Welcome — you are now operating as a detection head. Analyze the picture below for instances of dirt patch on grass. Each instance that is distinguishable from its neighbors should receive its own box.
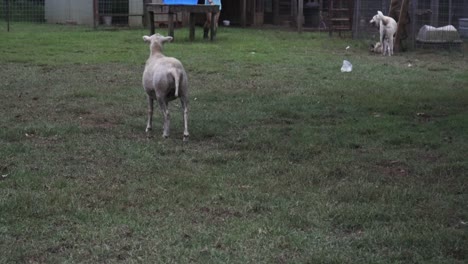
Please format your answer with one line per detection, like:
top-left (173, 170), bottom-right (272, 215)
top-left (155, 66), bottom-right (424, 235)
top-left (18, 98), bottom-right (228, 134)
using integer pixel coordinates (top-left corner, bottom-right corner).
top-left (78, 111), bottom-right (120, 130)
top-left (375, 160), bottom-right (410, 177)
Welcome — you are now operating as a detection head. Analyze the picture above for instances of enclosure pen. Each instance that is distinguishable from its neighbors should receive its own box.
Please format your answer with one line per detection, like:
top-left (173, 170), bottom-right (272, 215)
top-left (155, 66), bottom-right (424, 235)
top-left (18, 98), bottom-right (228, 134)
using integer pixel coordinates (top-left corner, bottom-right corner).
top-left (0, 0), bottom-right (45, 29)
top-left (0, 24), bottom-right (467, 263)
top-left (0, 0), bottom-right (147, 29)
top-left (353, 0), bottom-right (467, 50)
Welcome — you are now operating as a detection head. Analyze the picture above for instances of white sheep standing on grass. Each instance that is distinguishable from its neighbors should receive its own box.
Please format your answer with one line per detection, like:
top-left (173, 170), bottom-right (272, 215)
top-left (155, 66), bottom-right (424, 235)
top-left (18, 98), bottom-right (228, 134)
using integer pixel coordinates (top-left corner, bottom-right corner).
top-left (370, 11), bottom-right (397, 56)
top-left (142, 33), bottom-right (189, 141)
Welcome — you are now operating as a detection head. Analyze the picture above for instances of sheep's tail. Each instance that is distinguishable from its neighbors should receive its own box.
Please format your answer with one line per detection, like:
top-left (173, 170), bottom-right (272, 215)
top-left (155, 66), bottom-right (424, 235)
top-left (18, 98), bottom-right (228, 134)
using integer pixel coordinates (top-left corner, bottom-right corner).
top-left (170, 69), bottom-right (180, 97)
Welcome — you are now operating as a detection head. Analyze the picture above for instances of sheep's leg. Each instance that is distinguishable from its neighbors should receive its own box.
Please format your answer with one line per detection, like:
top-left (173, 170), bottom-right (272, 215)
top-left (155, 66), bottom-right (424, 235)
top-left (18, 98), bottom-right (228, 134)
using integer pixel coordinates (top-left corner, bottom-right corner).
top-left (146, 96), bottom-right (154, 133)
top-left (383, 40), bottom-right (388, 56)
top-left (157, 98), bottom-right (170, 138)
top-left (180, 96), bottom-right (189, 141)
top-left (380, 26), bottom-right (385, 56)
top-left (389, 35), bottom-right (394, 56)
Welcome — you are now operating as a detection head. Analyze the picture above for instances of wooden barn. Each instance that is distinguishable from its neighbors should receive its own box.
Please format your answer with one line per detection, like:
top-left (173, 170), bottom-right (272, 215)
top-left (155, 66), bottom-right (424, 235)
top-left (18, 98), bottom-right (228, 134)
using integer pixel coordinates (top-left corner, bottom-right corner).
top-left (213, 0), bottom-right (353, 33)
top-left (215, 0), bottom-right (468, 36)
top-left (219, 0), bottom-right (328, 28)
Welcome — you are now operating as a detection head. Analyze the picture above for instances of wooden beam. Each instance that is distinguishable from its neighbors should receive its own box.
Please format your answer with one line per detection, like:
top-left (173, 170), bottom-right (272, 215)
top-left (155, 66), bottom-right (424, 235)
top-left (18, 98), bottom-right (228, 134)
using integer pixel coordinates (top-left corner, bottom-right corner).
top-left (430, 0), bottom-right (439, 27)
top-left (448, 0), bottom-right (452, 25)
top-left (353, 0), bottom-right (362, 38)
top-left (297, 0), bottom-right (303, 32)
top-left (394, 0), bottom-right (410, 52)
top-left (241, 0), bottom-right (246, 27)
top-left (252, 1), bottom-right (257, 26)
top-left (93, 0), bottom-right (98, 28)
top-left (274, 0), bottom-right (279, 25)
top-left (411, 0), bottom-right (417, 48)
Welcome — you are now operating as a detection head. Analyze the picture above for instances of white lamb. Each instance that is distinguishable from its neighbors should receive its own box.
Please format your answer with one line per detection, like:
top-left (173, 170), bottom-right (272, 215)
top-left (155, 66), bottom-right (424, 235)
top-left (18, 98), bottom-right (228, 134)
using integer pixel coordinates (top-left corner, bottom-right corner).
top-left (370, 11), bottom-right (397, 56)
top-left (142, 33), bottom-right (189, 141)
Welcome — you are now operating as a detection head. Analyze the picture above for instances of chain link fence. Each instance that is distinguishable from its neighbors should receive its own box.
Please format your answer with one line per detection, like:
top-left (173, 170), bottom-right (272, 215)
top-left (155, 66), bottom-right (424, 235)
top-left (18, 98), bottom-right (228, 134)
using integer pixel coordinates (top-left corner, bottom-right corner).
top-left (2, 0), bottom-right (466, 52)
top-left (1, 0), bottom-right (44, 30)
top-left (1, 0), bottom-right (147, 30)
top-left (352, 0), bottom-right (468, 50)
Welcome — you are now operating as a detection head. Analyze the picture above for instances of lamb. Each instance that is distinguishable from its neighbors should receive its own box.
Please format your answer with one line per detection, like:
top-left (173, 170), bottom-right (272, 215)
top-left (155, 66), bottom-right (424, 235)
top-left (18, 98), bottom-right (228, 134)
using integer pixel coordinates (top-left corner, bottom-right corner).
top-left (370, 11), bottom-right (397, 56)
top-left (142, 33), bottom-right (189, 141)
top-left (370, 40), bottom-right (390, 54)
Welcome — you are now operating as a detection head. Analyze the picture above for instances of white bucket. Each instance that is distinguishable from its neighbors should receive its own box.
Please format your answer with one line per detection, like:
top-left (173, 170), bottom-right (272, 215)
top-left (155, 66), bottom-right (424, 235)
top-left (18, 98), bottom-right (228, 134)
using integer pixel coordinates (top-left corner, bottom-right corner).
top-left (103, 16), bottom-right (112, 26)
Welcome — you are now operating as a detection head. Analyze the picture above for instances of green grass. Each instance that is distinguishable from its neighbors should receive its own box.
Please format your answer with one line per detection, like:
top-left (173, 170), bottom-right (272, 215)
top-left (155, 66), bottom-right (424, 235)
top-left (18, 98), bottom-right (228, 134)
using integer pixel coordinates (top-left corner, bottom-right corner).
top-left (1, 23), bottom-right (467, 263)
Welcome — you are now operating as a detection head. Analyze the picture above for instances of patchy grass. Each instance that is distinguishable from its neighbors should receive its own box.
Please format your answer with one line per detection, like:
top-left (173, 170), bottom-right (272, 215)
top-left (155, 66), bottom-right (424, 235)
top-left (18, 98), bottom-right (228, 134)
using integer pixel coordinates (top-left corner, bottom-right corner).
top-left (0, 23), bottom-right (467, 263)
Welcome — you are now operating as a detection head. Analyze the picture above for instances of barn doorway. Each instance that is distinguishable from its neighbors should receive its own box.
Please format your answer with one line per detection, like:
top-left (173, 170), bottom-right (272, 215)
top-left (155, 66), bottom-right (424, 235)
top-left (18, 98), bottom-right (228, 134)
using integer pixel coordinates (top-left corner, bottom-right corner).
top-left (98, 0), bottom-right (129, 25)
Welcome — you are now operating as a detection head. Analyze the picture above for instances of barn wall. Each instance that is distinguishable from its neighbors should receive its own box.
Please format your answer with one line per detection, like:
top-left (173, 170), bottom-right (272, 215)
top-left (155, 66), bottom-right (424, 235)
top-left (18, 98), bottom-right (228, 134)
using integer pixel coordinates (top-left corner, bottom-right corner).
top-left (45, 0), bottom-right (94, 26)
top-left (129, 0), bottom-right (144, 27)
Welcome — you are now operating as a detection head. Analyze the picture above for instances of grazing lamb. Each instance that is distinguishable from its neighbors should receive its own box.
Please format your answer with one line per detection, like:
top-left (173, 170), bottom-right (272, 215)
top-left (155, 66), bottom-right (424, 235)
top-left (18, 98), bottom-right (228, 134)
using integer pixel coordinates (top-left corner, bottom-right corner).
top-left (370, 11), bottom-right (397, 56)
top-left (370, 40), bottom-right (390, 54)
top-left (142, 33), bottom-right (189, 141)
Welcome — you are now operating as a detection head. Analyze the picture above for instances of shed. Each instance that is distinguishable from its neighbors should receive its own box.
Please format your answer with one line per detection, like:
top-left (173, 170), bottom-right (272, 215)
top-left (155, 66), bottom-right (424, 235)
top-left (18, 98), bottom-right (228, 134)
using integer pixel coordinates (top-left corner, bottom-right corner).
top-left (45, 0), bottom-right (144, 27)
top-left (222, 1), bottom-right (334, 32)
top-left (45, 0), bottom-right (95, 26)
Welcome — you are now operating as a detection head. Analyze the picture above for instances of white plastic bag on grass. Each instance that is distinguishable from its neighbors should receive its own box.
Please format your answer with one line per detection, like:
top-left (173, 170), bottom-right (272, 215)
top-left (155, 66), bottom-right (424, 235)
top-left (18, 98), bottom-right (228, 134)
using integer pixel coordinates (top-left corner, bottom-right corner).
top-left (341, 60), bottom-right (352, 72)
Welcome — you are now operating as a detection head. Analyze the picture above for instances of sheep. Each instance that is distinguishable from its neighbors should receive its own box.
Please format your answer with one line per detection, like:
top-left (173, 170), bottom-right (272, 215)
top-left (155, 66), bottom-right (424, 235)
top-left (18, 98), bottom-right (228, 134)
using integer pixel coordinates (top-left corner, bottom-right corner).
top-left (370, 11), bottom-right (397, 56)
top-left (370, 40), bottom-right (390, 54)
top-left (142, 33), bottom-right (189, 141)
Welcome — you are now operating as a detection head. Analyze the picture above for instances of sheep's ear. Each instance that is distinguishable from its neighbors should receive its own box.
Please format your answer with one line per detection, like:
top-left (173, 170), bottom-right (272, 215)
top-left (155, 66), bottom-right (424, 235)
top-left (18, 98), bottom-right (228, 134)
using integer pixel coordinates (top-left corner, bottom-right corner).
top-left (143, 36), bottom-right (151, 43)
top-left (377, 11), bottom-right (383, 16)
top-left (162, 36), bottom-right (173, 43)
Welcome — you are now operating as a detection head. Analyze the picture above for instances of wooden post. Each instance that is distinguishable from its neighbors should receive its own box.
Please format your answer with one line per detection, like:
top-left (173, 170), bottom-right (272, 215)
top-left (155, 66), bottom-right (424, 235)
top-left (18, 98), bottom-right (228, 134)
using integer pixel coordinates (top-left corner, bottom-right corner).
top-left (353, 0), bottom-right (361, 38)
top-left (411, 0), bottom-right (417, 48)
top-left (274, 0), bottom-right (279, 25)
top-left (394, 0), bottom-right (409, 52)
top-left (448, 0), bottom-right (452, 25)
top-left (149, 10), bottom-right (155, 34)
top-left (168, 12), bottom-right (174, 37)
top-left (241, 0), bottom-right (246, 27)
top-left (189, 12), bottom-right (195, 41)
top-left (430, 0), bottom-right (439, 27)
top-left (93, 0), bottom-right (99, 29)
top-left (210, 12), bottom-right (216, 40)
top-left (253, 0), bottom-right (257, 25)
top-left (297, 0), bottom-right (303, 32)
top-left (6, 0), bottom-right (10, 32)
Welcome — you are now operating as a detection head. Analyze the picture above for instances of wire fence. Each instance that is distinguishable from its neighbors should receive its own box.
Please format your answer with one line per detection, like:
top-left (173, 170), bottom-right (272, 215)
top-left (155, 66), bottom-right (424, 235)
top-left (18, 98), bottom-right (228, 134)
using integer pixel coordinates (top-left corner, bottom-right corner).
top-left (353, 0), bottom-right (468, 50)
top-left (0, 0), bottom-right (45, 26)
top-left (0, 0), bottom-right (147, 30)
top-left (2, 0), bottom-right (466, 52)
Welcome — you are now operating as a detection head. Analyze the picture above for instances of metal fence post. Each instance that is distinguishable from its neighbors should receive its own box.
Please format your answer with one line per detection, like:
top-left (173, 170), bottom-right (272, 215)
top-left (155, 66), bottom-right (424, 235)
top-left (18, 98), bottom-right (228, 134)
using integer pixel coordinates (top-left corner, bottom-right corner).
top-left (6, 0), bottom-right (10, 32)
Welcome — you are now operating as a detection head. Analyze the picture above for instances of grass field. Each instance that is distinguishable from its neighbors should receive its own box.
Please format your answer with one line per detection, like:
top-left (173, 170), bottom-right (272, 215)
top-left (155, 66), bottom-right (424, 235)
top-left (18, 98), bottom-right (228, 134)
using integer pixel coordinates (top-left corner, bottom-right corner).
top-left (1, 23), bottom-right (467, 263)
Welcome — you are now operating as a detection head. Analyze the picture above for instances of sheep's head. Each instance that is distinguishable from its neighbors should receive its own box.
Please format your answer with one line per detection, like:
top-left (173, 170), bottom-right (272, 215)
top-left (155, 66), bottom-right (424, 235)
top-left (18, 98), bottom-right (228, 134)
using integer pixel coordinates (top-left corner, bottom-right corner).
top-left (369, 11), bottom-right (383, 27)
top-left (143, 33), bottom-right (173, 53)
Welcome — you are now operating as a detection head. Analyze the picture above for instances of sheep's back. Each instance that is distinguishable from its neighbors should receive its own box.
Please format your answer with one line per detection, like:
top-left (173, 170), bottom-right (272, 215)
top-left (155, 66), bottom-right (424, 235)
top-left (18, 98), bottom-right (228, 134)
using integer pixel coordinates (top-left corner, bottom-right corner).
top-left (142, 56), bottom-right (187, 96)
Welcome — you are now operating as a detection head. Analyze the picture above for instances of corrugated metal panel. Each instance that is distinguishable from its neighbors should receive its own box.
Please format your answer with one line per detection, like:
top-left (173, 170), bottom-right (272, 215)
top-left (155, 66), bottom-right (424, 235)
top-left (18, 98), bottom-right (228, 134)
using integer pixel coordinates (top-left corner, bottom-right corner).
top-left (45, 0), bottom-right (144, 27)
top-left (129, 0), bottom-right (144, 27)
top-left (45, 0), bottom-right (94, 26)
top-left (71, 0), bottom-right (94, 25)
